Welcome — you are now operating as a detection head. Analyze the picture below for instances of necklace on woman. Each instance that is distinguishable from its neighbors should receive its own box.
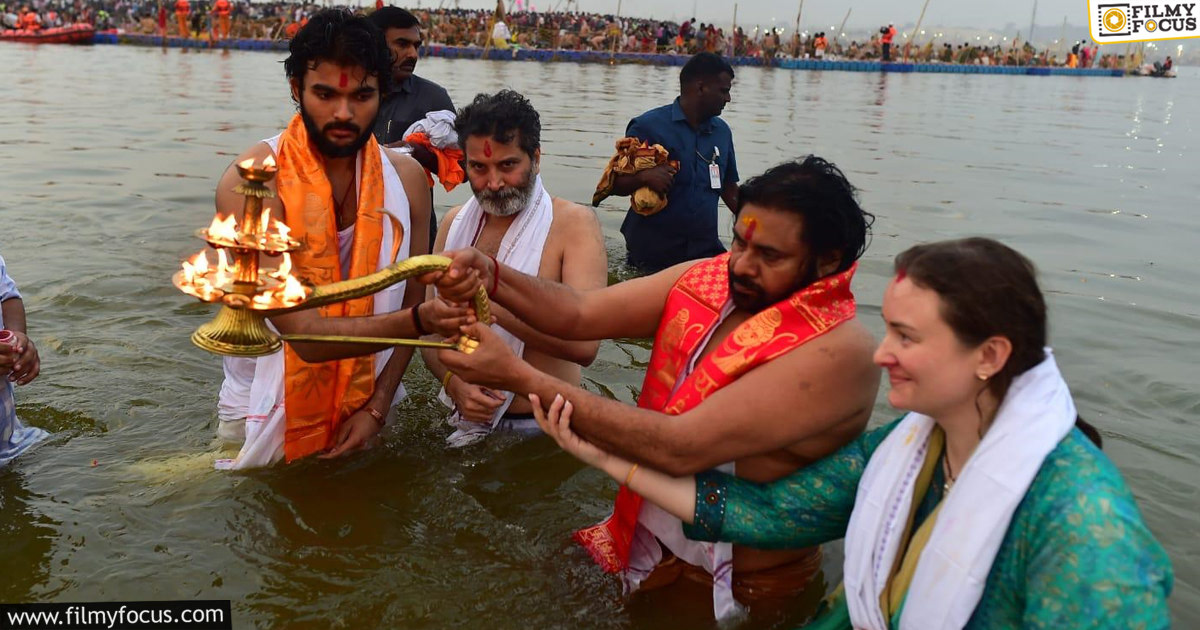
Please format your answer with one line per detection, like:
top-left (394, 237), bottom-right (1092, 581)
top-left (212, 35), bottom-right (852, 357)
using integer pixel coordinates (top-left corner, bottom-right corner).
top-left (942, 453), bottom-right (958, 494)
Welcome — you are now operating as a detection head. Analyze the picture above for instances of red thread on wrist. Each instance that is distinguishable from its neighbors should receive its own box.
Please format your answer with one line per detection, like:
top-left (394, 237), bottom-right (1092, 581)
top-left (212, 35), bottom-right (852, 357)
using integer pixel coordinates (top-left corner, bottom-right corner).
top-left (487, 254), bottom-right (500, 295)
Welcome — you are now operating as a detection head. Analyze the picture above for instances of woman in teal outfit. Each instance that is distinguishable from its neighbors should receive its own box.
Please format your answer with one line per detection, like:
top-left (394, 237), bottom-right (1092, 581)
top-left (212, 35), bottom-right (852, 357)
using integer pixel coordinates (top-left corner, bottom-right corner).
top-left (531, 238), bottom-right (1172, 628)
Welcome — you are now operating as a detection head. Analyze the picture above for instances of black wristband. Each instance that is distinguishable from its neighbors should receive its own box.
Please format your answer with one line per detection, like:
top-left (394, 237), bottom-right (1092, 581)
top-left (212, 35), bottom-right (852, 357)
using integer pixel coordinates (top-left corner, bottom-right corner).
top-left (411, 302), bottom-right (429, 336)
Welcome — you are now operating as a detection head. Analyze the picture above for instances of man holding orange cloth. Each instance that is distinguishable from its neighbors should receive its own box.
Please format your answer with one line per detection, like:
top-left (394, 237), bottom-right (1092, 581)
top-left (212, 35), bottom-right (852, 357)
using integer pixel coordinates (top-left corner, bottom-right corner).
top-left (210, 10), bottom-right (443, 469)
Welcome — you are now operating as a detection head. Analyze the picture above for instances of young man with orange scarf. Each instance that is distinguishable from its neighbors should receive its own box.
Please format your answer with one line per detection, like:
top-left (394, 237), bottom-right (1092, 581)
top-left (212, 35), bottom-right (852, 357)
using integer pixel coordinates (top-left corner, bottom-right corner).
top-left (432, 157), bottom-right (882, 622)
top-left (211, 10), bottom-right (439, 469)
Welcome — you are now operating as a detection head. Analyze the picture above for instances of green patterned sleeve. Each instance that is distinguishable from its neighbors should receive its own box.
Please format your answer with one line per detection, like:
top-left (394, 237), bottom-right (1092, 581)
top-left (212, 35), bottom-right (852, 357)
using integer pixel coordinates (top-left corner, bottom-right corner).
top-left (682, 421), bottom-right (898, 549)
top-left (1019, 434), bottom-right (1174, 628)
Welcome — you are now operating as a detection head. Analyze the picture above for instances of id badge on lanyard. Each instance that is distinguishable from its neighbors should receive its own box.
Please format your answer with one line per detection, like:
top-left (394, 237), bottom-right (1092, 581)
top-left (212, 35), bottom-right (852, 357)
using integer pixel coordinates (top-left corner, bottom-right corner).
top-left (701, 146), bottom-right (722, 189)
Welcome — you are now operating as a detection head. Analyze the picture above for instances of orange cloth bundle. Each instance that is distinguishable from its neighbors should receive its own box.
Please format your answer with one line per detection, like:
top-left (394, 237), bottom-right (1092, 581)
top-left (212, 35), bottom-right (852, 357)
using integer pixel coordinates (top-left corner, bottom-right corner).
top-left (592, 137), bottom-right (677, 216)
top-left (404, 131), bottom-right (466, 193)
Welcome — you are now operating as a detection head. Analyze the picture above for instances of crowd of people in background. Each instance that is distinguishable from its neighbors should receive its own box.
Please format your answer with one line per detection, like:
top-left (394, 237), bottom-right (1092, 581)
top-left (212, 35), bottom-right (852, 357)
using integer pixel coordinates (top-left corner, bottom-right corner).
top-left (0, 0), bottom-right (1160, 70)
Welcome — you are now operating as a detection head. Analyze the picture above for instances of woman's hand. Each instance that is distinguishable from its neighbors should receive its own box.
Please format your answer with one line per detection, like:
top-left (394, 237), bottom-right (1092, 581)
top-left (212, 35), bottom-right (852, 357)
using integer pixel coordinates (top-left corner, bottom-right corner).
top-left (530, 393), bottom-right (626, 476)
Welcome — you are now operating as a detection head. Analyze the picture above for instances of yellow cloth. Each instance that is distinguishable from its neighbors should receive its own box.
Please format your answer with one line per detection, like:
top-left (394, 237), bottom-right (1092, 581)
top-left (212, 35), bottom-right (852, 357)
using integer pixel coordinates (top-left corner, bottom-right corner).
top-left (881, 427), bottom-right (945, 618)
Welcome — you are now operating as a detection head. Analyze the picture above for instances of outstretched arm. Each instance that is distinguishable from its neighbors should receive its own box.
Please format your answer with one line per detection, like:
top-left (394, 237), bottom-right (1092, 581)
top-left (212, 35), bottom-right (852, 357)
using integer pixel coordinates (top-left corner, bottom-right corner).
top-left (439, 319), bottom-right (877, 476)
top-left (433, 248), bottom-right (689, 342)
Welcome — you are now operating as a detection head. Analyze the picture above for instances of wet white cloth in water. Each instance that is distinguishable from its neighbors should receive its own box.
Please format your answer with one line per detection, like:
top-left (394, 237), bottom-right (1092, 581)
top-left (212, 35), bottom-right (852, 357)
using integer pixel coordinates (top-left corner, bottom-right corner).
top-left (437, 176), bottom-right (553, 448)
top-left (215, 135), bottom-right (412, 469)
top-left (843, 349), bottom-right (1077, 630)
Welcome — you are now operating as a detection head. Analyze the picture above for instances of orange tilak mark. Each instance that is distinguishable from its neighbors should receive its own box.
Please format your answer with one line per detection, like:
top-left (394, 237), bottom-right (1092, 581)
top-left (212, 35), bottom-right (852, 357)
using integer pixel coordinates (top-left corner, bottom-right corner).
top-left (483, 140), bottom-right (492, 157)
top-left (741, 216), bottom-right (758, 243)
top-left (339, 72), bottom-right (348, 88)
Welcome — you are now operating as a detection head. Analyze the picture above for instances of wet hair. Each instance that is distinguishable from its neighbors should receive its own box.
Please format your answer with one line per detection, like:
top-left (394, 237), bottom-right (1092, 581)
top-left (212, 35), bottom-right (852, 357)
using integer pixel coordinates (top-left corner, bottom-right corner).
top-left (283, 8), bottom-right (392, 96)
top-left (680, 52), bottom-right (734, 88)
top-left (455, 89), bottom-right (541, 159)
top-left (736, 156), bottom-right (874, 274)
top-left (894, 238), bottom-right (1102, 446)
top-left (368, 6), bottom-right (419, 31)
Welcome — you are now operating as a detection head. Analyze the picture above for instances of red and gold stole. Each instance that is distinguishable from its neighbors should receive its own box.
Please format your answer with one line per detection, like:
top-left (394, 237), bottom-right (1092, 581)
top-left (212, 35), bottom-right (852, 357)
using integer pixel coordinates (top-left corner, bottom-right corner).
top-left (573, 253), bottom-right (858, 572)
top-left (274, 113), bottom-right (387, 462)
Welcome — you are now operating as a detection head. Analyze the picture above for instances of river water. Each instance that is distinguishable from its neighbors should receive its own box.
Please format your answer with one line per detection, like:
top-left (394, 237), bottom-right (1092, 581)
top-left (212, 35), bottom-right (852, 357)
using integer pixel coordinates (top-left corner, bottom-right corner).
top-left (0, 43), bottom-right (1196, 628)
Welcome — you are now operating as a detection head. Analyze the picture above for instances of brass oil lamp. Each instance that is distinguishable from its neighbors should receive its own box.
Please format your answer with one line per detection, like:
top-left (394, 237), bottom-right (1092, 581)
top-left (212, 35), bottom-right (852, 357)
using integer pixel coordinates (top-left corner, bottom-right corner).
top-left (173, 157), bottom-right (486, 357)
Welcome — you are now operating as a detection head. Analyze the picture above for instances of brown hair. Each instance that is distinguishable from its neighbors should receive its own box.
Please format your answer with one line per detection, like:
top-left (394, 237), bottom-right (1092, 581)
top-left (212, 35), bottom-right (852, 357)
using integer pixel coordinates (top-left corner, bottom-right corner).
top-left (894, 238), bottom-right (1101, 446)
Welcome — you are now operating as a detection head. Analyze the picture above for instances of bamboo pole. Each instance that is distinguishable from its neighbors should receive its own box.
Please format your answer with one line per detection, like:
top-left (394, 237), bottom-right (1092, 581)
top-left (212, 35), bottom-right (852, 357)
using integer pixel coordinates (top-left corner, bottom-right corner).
top-left (730, 3), bottom-right (737, 56)
top-left (904, 0), bottom-right (933, 62)
top-left (609, 0), bottom-right (622, 63)
top-left (834, 7), bottom-right (851, 47)
top-left (793, 0), bottom-right (804, 57)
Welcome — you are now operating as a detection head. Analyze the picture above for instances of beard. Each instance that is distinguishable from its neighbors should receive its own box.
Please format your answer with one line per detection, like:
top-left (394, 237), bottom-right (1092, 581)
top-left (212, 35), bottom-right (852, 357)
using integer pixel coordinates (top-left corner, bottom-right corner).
top-left (728, 258), bottom-right (820, 313)
top-left (472, 165), bottom-right (536, 217)
top-left (300, 101), bottom-right (375, 159)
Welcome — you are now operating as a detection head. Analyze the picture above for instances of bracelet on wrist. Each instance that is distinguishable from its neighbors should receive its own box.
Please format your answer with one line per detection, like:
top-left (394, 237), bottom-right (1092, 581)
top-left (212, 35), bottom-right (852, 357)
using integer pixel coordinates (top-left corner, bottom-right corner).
top-left (363, 406), bottom-right (386, 428)
top-left (623, 463), bottom-right (640, 487)
top-left (441, 370), bottom-right (455, 390)
top-left (411, 302), bottom-right (429, 336)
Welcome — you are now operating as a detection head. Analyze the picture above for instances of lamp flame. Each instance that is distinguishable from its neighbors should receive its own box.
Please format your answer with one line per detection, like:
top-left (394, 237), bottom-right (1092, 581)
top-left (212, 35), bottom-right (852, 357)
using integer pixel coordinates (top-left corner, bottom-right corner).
top-left (263, 155), bottom-right (276, 170)
top-left (190, 250), bottom-right (210, 276)
top-left (279, 274), bottom-right (306, 305)
top-left (271, 218), bottom-right (291, 242)
top-left (206, 214), bottom-right (240, 243)
top-left (270, 253), bottom-right (293, 280)
top-left (238, 158), bottom-right (255, 170)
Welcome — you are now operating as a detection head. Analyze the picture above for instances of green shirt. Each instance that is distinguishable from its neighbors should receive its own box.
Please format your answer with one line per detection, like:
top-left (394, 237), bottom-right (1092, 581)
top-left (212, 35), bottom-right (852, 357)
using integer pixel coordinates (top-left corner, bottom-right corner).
top-left (683, 421), bottom-right (1173, 629)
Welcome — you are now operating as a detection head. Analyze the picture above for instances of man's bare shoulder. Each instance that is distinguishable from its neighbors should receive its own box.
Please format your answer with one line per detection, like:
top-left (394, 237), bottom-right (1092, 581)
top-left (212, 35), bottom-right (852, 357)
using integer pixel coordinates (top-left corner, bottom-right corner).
top-left (549, 197), bottom-right (601, 227)
top-left (383, 149), bottom-right (426, 184)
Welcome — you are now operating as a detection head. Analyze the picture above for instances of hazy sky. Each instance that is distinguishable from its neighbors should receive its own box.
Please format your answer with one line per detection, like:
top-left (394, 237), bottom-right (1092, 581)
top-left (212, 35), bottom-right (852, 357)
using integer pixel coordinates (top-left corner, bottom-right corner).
top-left (421, 0), bottom-right (1088, 31)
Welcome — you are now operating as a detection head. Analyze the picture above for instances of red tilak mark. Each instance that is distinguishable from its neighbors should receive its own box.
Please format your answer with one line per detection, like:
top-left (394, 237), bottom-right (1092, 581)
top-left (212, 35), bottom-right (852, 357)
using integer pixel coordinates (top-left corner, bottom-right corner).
top-left (483, 140), bottom-right (492, 157)
top-left (338, 73), bottom-right (348, 88)
top-left (741, 216), bottom-right (758, 243)
top-left (895, 268), bottom-right (907, 283)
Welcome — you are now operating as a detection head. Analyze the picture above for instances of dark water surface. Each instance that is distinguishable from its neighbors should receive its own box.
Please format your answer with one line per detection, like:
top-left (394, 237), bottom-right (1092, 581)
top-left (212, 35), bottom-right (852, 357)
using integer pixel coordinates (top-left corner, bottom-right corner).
top-left (1, 44), bottom-right (1197, 628)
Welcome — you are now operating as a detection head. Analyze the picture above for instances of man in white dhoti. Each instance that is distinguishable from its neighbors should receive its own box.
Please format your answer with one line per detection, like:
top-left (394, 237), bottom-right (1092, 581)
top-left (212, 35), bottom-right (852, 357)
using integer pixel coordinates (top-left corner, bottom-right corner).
top-left (212, 10), bottom-right (435, 469)
top-left (421, 89), bottom-right (608, 447)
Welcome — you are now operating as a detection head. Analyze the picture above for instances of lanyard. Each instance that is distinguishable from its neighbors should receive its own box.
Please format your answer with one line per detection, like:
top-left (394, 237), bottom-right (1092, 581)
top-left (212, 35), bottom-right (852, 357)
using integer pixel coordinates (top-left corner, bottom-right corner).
top-left (695, 145), bottom-right (720, 165)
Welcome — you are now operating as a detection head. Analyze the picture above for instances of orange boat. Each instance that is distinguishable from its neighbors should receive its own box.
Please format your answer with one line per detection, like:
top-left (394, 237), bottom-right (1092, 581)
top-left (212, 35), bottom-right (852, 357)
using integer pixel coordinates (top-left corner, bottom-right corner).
top-left (1, 23), bottom-right (95, 44)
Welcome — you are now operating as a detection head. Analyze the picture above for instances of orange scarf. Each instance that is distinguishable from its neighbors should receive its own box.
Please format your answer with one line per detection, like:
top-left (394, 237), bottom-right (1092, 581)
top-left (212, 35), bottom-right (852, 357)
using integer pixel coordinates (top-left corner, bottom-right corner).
top-left (274, 113), bottom-right (386, 462)
top-left (573, 253), bottom-right (858, 571)
top-left (403, 131), bottom-right (466, 192)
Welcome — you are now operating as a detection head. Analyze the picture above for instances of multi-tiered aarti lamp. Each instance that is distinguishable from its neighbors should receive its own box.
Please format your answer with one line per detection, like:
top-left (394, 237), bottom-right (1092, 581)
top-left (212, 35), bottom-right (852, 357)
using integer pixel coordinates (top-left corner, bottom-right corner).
top-left (174, 157), bottom-right (487, 357)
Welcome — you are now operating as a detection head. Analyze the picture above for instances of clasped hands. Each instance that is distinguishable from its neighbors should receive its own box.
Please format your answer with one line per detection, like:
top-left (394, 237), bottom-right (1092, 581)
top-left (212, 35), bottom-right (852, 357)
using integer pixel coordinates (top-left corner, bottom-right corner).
top-left (417, 248), bottom-right (525, 402)
top-left (0, 330), bottom-right (40, 386)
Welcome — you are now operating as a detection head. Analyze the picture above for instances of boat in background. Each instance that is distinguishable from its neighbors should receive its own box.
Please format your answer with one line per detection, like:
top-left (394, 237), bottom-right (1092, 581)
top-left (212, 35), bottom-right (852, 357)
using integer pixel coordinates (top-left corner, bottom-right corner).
top-left (0, 23), bottom-right (95, 44)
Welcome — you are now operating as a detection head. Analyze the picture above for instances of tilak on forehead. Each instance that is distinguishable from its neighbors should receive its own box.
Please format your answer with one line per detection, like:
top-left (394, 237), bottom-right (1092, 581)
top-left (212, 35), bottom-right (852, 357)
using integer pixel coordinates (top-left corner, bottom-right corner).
top-left (338, 72), bottom-right (348, 88)
top-left (483, 140), bottom-right (492, 157)
top-left (895, 268), bottom-right (907, 282)
top-left (740, 215), bottom-right (758, 242)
